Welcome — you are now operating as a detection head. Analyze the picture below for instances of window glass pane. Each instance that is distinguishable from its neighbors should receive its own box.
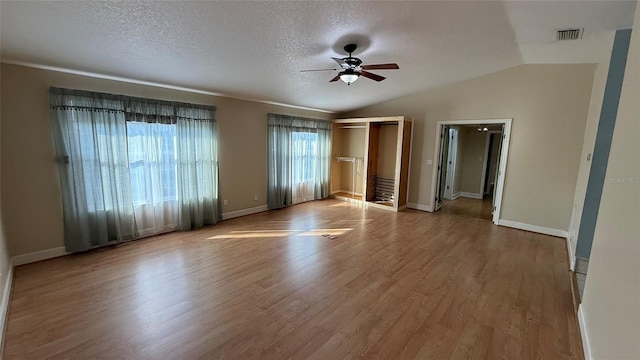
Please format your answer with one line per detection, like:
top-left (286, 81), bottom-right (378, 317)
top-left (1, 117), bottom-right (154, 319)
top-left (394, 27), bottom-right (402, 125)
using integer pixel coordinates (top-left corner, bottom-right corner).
top-left (126, 122), bottom-right (177, 206)
top-left (291, 131), bottom-right (318, 183)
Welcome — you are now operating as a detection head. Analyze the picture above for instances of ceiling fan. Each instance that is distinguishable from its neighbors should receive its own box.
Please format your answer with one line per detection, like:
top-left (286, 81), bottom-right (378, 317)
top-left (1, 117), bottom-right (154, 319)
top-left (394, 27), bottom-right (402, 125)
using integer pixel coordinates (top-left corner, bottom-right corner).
top-left (301, 44), bottom-right (399, 85)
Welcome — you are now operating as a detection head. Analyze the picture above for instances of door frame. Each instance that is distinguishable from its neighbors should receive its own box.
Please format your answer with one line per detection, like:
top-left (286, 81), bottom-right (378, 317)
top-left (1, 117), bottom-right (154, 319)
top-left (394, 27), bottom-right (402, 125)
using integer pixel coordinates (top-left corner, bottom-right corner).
top-left (431, 119), bottom-right (512, 225)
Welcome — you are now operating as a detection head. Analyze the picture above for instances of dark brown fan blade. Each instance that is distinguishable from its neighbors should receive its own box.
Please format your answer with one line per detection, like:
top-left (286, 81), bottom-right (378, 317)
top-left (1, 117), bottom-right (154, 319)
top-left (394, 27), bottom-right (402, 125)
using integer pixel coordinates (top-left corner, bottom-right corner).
top-left (361, 63), bottom-right (399, 70)
top-left (331, 57), bottom-right (348, 67)
top-left (329, 74), bottom-right (341, 82)
top-left (300, 68), bottom-right (338, 72)
top-left (360, 70), bottom-right (386, 82)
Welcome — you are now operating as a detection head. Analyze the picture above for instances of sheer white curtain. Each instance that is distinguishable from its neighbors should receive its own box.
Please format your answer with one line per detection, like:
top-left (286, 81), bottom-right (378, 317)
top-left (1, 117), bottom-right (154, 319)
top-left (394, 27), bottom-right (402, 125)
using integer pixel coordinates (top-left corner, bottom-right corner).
top-left (126, 123), bottom-right (178, 237)
top-left (50, 89), bottom-right (137, 252)
top-left (267, 114), bottom-right (331, 209)
top-left (125, 101), bottom-right (179, 237)
top-left (291, 131), bottom-right (318, 204)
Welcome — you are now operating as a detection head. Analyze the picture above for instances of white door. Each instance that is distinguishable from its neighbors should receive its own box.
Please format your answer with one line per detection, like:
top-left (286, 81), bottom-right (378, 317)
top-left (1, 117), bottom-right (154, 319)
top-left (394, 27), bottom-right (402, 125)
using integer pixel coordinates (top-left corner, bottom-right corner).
top-left (434, 125), bottom-right (449, 211)
top-left (444, 128), bottom-right (458, 200)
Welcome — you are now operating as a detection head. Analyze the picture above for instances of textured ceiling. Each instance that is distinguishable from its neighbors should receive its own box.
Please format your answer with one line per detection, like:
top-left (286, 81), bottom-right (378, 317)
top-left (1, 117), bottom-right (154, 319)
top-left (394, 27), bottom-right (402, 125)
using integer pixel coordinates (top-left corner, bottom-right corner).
top-left (0, 1), bottom-right (636, 112)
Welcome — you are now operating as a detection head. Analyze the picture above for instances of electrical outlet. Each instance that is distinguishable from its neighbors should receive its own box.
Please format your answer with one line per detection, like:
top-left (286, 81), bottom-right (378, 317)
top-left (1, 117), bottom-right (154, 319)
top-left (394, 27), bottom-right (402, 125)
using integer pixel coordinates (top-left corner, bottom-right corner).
top-left (223, 199), bottom-right (228, 206)
top-left (254, 194), bottom-right (258, 201)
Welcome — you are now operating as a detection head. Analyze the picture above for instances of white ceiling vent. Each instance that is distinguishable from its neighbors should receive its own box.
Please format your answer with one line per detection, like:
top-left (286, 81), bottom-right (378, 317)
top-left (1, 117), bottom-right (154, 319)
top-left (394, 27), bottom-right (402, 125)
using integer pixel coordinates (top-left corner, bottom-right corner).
top-left (556, 28), bottom-right (583, 41)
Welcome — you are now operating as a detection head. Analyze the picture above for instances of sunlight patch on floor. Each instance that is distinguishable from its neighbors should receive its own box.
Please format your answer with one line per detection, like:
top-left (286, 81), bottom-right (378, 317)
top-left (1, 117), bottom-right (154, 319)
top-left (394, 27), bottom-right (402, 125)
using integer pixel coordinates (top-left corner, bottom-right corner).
top-left (207, 228), bottom-right (354, 239)
top-left (298, 228), bottom-right (352, 236)
top-left (207, 230), bottom-right (296, 239)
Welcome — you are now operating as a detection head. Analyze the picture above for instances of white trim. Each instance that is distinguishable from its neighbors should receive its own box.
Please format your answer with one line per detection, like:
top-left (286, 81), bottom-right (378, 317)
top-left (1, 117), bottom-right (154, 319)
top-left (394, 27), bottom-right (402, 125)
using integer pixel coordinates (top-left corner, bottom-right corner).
top-left (222, 205), bottom-right (269, 220)
top-left (578, 305), bottom-right (591, 360)
top-left (407, 202), bottom-right (434, 212)
top-left (567, 203), bottom-right (578, 271)
top-left (566, 234), bottom-right (576, 271)
top-left (1, 60), bottom-right (335, 114)
top-left (0, 264), bottom-right (13, 352)
top-left (331, 190), bottom-right (363, 197)
top-left (365, 202), bottom-right (398, 212)
top-left (459, 192), bottom-right (484, 200)
top-left (406, 119), bottom-right (415, 206)
top-left (451, 192), bottom-right (461, 200)
top-left (11, 246), bottom-right (68, 267)
top-left (498, 219), bottom-right (569, 238)
top-left (493, 122), bottom-right (511, 225)
top-left (431, 119), bottom-right (512, 225)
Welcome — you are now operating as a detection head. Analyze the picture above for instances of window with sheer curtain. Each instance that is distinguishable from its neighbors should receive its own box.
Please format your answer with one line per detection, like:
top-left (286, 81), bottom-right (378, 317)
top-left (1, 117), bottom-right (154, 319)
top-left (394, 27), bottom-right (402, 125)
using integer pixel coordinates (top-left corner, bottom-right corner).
top-left (291, 131), bottom-right (319, 204)
top-left (50, 87), bottom-right (220, 253)
top-left (267, 113), bottom-right (331, 209)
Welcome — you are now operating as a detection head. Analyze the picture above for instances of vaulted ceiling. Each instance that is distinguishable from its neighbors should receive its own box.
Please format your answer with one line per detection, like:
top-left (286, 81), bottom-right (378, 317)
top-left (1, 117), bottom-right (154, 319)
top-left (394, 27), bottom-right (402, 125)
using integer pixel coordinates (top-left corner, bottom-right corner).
top-left (1, 1), bottom-right (635, 112)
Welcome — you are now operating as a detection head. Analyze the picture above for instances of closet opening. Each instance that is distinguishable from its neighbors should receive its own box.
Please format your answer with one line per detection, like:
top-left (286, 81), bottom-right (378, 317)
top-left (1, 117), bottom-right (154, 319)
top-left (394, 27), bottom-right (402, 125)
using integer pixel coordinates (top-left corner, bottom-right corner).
top-left (330, 116), bottom-right (412, 212)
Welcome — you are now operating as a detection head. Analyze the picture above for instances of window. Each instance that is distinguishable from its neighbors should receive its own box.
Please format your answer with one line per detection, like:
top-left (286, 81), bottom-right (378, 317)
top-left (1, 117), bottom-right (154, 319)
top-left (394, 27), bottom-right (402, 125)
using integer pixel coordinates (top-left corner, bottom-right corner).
top-left (266, 113), bottom-right (331, 209)
top-left (291, 131), bottom-right (318, 183)
top-left (50, 87), bottom-right (220, 252)
top-left (126, 122), bottom-right (177, 206)
top-left (291, 131), bottom-right (318, 204)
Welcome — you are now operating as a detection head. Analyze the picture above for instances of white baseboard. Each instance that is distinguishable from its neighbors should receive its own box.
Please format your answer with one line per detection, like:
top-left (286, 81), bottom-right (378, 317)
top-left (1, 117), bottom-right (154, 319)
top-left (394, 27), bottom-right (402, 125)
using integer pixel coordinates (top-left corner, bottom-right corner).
top-left (331, 190), bottom-right (363, 197)
top-left (11, 246), bottom-right (68, 267)
top-left (498, 219), bottom-right (568, 238)
top-left (566, 236), bottom-right (576, 271)
top-left (578, 305), bottom-right (591, 360)
top-left (0, 263), bottom-right (13, 351)
top-left (222, 205), bottom-right (269, 220)
top-left (460, 192), bottom-right (483, 199)
top-left (407, 202), bottom-right (434, 212)
top-left (451, 192), bottom-right (461, 200)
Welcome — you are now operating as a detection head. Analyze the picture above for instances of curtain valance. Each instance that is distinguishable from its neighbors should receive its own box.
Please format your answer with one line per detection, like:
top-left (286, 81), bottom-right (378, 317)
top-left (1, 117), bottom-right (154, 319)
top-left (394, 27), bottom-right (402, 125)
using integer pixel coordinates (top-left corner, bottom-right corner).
top-left (267, 113), bottom-right (332, 131)
top-left (50, 87), bottom-right (216, 124)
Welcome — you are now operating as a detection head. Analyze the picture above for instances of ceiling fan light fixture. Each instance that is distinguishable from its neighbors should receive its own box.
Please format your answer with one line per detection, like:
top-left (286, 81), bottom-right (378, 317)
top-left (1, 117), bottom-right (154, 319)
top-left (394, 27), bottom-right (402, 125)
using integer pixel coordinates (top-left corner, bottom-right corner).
top-left (339, 69), bottom-right (359, 85)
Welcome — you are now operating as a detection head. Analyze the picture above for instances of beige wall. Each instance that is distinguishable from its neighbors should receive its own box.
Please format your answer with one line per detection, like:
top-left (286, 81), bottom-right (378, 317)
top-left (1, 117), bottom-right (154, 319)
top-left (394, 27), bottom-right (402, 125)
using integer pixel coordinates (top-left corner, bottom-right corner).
top-left (459, 127), bottom-right (487, 195)
top-left (334, 127), bottom-right (365, 194)
top-left (0, 63), bottom-right (331, 256)
top-left (343, 64), bottom-right (595, 231)
top-left (580, 6), bottom-right (640, 358)
top-left (0, 71), bottom-right (12, 331)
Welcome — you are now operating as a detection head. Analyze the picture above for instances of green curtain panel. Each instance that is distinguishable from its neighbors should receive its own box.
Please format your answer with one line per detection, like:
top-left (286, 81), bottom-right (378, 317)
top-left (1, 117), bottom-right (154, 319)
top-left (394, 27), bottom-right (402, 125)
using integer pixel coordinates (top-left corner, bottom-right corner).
top-left (267, 113), bottom-right (331, 209)
top-left (50, 87), bottom-right (220, 253)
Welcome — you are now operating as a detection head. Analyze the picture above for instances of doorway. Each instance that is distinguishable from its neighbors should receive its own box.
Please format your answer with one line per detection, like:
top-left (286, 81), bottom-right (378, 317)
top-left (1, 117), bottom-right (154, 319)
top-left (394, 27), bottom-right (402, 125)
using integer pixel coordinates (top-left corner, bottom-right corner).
top-left (431, 119), bottom-right (512, 224)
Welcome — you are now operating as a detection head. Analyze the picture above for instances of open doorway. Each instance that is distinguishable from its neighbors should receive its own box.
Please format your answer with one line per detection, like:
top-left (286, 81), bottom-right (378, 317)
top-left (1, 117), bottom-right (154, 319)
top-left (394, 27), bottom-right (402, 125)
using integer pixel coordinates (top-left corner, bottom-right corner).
top-left (431, 119), bottom-right (512, 224)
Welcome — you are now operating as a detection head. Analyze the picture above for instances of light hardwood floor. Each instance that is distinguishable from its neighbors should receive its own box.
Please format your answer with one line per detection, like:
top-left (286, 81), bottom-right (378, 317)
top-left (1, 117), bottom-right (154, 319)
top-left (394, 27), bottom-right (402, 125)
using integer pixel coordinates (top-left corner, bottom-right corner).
top-left (3, 199), bottom-right (582, 359)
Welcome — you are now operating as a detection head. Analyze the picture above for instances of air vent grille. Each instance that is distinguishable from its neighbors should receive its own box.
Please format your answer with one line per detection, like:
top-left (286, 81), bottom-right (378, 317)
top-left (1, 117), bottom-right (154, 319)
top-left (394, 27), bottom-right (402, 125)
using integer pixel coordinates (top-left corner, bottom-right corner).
top-left (556, 28), bottom-right (583, 41)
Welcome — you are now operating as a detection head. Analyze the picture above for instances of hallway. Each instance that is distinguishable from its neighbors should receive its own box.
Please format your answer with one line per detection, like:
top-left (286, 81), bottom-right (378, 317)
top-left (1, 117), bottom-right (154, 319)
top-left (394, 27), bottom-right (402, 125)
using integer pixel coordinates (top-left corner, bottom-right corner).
top-left (439, 196), bottom-right (493, 221)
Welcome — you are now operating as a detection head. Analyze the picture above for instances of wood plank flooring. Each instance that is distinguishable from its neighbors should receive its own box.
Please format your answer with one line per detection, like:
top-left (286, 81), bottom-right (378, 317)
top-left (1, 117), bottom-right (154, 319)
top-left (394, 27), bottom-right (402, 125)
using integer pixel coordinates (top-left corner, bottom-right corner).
top-left (3, 199), bottom-right (582, 359)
